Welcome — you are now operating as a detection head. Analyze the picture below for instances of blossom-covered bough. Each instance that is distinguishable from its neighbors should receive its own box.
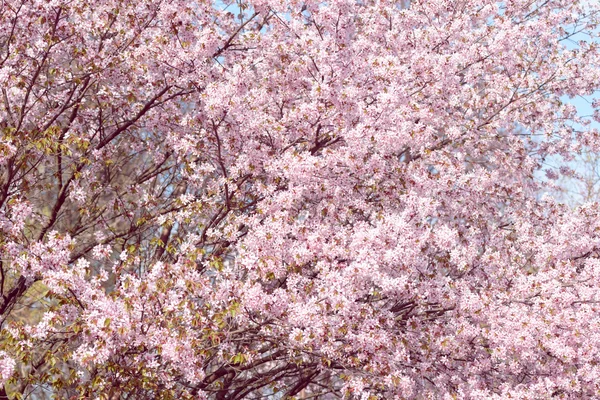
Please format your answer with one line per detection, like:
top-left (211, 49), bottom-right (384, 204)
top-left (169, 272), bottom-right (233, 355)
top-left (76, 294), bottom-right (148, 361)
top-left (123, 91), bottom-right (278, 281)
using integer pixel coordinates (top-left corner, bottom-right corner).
top-left (1, 0), bottom-right (600, 398)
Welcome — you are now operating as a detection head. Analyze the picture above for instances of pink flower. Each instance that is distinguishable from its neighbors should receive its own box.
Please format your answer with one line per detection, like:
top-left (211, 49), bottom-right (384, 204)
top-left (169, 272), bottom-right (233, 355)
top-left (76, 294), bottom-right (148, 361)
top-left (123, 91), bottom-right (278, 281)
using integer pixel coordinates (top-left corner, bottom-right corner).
top-left (0, 352), bottom-right (15, 384)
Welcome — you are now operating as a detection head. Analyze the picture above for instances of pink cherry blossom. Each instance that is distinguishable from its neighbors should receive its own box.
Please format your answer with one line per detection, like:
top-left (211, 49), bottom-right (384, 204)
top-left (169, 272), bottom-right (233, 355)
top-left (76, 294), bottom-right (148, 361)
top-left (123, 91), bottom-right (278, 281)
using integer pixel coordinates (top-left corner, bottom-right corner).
top-left (2, 0), bottom-right (600, 398)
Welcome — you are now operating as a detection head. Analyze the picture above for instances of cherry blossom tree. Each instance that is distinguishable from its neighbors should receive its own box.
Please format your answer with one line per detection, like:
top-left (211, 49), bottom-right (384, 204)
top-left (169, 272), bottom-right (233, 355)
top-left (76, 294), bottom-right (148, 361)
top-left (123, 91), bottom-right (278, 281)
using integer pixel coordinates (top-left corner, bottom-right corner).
top-left (1, 0), bottom-right (600, 398)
